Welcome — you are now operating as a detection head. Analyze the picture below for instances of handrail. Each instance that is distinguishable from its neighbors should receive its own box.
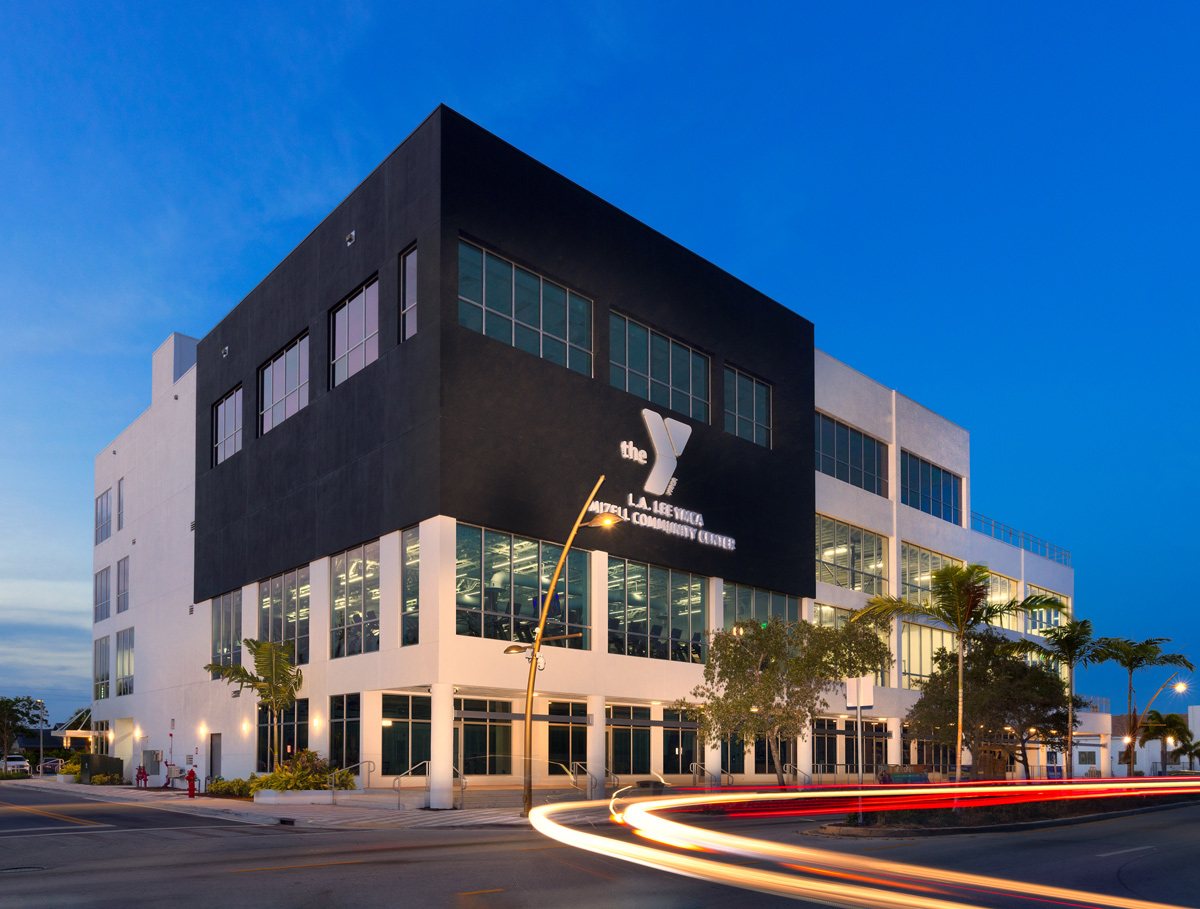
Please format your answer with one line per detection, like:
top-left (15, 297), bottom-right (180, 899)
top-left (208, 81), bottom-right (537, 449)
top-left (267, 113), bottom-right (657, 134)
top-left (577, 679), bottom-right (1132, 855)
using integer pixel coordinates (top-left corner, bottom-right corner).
top-left (391, 761), bottom-right (467, 809)
top-left (782, 763), bottom-right (811, 787)
top-left (568, 761), bottom-right (596, 794)
top-left (330, 760), bottom-right (375, 804)
top-left (721, 770), bottom-right (734, 787)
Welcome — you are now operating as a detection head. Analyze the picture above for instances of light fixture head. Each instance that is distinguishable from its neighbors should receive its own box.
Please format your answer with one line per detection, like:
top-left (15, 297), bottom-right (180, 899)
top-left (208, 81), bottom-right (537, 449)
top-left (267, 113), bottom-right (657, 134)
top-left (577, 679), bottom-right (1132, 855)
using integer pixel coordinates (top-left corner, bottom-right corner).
top-left (585, 512), bottom-right (625, 529)
top-left (1174, 682), bottom-right (1188, 693)
top-left (503, 644), bottom-right (528, 654)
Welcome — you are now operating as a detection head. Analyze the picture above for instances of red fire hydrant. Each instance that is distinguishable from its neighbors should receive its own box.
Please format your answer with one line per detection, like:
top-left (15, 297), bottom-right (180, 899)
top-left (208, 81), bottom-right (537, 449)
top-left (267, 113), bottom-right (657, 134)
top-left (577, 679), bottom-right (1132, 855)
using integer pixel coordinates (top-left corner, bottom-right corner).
top-left (136, 765), bottom-right (148, 789)
top-left (186, 768), bottom-right (197, 799)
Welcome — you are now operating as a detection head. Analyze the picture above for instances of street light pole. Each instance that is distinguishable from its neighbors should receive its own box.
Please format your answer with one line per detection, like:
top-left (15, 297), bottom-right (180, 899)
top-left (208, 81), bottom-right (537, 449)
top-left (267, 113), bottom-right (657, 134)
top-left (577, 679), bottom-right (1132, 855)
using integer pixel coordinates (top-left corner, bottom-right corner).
top-left (509, 475), bottom-right (621, 818)
top-left (36, 699), bottom-right (44, 776)
top-left (1125, 673), bottom-right (1187, 776)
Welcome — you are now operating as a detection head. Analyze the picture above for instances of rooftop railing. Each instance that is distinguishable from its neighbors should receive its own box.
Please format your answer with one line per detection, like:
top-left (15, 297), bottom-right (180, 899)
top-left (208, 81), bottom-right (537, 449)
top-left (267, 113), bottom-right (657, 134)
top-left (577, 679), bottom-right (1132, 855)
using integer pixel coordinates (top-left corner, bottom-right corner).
top-left (1078, 695), bottom-right (1110, 714)
top-left (971, 512), bottom-right (1071, 568)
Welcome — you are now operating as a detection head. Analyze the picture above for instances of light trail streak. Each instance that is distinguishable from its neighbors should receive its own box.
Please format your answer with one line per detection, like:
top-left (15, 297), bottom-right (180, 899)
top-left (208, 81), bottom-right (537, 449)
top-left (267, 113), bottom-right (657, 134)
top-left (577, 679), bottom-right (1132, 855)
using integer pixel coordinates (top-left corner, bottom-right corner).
top-left (531, 777), bottom-right (1199, 908)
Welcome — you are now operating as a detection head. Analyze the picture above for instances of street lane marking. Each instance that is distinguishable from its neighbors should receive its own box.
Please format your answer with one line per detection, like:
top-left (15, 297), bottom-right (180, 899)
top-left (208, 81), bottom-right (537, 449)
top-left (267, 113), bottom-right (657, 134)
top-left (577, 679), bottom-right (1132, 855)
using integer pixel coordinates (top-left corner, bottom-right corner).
top-left (0, 800), bottom-right (106, 827)
top-left (0, 825), bottom-right (115, 835)
top-left (229, 860), bottom-right (365, 873)
top-left (1096, 845), bottom-right (1154, 857)
top-left (458, 890), bottom-right (505, 896)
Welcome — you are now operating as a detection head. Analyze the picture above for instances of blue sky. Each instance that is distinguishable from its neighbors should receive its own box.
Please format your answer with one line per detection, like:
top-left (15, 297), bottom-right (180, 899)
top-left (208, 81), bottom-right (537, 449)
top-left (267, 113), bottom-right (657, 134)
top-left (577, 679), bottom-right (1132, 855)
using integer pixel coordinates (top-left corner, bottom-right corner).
top-left (2, 3), bottom-right (1196, 724)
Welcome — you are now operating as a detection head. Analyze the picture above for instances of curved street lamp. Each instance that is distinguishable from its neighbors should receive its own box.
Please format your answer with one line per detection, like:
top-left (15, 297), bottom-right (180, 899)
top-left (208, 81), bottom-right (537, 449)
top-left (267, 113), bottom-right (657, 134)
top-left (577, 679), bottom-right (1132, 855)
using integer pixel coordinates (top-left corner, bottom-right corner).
top-left (505, 475), bottom-right (624, 817)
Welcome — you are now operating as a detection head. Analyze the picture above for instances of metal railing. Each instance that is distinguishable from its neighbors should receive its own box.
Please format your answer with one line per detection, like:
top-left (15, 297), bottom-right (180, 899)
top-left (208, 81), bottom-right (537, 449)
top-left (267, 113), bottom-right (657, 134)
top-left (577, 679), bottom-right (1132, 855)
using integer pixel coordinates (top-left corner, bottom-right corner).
top-left (330, 760), bottom-right (374, 803)
top-left (782, 763), bottom-right (812, 787)
top-left (391, 761), bottom-right (467, 809)
top-left (971, 512), bottom-right (1071, 567)
top-left (690, 762), bottom-right (721, 787)
top-left (1078, 695), bottom-right (1111, 714)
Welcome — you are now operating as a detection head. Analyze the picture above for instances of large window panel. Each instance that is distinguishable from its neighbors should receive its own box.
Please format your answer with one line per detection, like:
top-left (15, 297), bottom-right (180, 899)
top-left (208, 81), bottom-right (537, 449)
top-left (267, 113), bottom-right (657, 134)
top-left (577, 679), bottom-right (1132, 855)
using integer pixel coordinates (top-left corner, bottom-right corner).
top-left (814, 514), bottom-right (888, 595)
top-left (211, 589), bottom-right (243, 678)
top-left (93, 637), bottom-right (110, 700)
top-left (899, 542), bottom-right (962, 606)
top-left (95, 489), bottom-right (112, 544)
top-left (814, 412), bottom-right (888, 497)
top-left (330, 542), bottom-right (379, 659)
top-left (331, 279), bottom-right (379, 386)
top-left (260, 335), bottom-right (309, 434)
top-left (901, 451), bottom-right (962, 525)
top-left (213, 387), bottom-right (243, 465)
top-left (115, 628), bottom-right (134, 696)
top-left (609, 557), bottom-right (706, 661)
top-left (610, 313), bottom-right (709, 422)
top-left (457, 240), bottom-right (592, 375)
top-left (258, 568), bottom-right (309, 664)
top-left (724, 366), bottom-right (770, 447)
top-left (93, 567), bottom-right (110, 623)
top-left (382, 694), bottom-right (431, 775)
top-left (722, 583), bottom-right (798, 632)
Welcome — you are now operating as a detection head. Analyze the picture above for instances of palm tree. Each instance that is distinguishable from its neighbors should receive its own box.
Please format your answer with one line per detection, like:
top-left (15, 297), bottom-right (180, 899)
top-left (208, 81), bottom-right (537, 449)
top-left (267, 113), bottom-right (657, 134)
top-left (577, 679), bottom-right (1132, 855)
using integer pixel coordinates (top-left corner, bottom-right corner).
top-left (1095, 637), bottom-right (1192, 776)
top-left (1138, 710), bottom-right (1191, 775)
top-left (203, 638), bottom-right (303, 772)
top-left (1170, 737), bottom-right (1200, 772)
top-left (1025, 619), bottom-right (1110, 780)
top-left (852, 563), bottom-right (1061, 782)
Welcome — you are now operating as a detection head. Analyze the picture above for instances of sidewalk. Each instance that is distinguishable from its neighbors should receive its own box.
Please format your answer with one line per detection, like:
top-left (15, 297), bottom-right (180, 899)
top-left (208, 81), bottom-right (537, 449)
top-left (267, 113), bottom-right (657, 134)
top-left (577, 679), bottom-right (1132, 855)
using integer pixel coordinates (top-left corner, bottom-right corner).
top-left (4, 777), bottom-right (606, 830)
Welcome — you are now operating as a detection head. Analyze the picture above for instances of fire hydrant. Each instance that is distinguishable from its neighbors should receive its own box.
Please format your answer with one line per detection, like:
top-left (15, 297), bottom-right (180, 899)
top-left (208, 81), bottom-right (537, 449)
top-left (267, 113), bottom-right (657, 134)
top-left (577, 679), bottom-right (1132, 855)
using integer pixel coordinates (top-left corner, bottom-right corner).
top-left (135, 765), bottom-right (148, 789)
top-left (186, 768), bottom-right (197, 799)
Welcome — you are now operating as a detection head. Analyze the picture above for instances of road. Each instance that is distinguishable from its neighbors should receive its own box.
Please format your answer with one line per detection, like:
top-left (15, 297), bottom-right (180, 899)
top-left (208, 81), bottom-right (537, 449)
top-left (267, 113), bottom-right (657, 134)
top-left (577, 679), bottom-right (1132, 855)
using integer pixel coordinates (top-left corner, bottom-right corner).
top-left (1, 785), bottom-right (1197, 908)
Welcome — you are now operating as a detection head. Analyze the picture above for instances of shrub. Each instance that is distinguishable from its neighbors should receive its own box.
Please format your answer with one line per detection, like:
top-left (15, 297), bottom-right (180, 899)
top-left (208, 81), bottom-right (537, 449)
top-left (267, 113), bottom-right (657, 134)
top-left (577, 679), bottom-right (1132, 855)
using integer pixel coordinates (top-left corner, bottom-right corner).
top-left (59, 759), bottom-right (81, 775)
top-left (248, 750), bottom-right (357, 792)
top-left (0, 771), bottom-right (30, 780)
top-left (90, 773), bottom-right (127, 786)
top-left (208, 777), bottom-right (254, 798)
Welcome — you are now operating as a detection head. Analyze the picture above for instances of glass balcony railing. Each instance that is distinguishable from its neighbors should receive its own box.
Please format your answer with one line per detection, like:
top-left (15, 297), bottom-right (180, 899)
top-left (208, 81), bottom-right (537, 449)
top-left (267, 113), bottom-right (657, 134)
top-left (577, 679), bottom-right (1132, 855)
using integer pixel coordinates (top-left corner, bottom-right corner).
top-left (971, 512), bottom-right (1071, 568)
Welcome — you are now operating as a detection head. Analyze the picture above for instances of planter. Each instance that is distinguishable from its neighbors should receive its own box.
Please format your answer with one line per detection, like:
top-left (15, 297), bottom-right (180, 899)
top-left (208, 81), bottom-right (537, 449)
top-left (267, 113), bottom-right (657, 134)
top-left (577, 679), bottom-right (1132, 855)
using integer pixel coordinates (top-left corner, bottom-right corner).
top-left (57, 773), bottom-right (76, 784)
top-left (253, 789), bottom-right (334, 805)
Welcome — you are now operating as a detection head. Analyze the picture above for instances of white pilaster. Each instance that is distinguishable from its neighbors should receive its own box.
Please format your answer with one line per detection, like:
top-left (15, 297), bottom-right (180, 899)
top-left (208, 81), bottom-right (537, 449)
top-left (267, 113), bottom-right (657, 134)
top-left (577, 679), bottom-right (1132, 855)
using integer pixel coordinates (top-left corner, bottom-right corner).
top-left (429, 682), bottom-right (455, 808)
top-left (587, 692), bottom-right (606, 799)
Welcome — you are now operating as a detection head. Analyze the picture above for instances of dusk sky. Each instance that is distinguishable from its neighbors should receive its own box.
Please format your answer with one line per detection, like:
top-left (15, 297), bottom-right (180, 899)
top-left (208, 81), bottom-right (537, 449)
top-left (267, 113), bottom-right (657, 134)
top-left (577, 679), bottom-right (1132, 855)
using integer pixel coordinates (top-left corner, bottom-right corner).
top-left (2, 3), bottom-right (1197, 724)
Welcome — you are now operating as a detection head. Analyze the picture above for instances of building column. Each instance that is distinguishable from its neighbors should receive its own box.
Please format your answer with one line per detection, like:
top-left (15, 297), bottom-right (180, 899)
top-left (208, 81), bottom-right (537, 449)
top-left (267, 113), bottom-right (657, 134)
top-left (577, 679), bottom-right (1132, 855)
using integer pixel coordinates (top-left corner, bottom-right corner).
top-left (429, 682), bottom-right (455, 809)
top-left (361, 690), bottom-right (382, 790)
top-left (886, 717), bottom-right (902, 766)
top-left (378, 531), bottom-right (401, 654)
top-left (587, 693), bottom-right (606, 800)
top-left (419, 515), bottom-right (458, 647)
top-left (796, 728), bottom-right (813, 782)
top-left (650, 704), bottom-right (664, 777)
top-left (705, 740), bottom-right (722, 787)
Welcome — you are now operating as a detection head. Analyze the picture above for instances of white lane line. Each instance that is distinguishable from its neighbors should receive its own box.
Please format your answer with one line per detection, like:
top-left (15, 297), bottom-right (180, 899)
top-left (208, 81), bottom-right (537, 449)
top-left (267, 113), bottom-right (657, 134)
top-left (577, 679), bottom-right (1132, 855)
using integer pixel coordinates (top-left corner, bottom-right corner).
top-left (1096, 845), bottom-right (1154, 857)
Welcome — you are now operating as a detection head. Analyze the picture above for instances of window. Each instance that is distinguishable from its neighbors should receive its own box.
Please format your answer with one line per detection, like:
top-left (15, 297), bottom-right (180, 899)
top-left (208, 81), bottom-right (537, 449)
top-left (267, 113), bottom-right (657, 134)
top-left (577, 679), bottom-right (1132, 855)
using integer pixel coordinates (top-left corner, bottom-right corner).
top-left (117, 478), bottom-right (124, 531)
top-left (455, 698), bottom-right (512, 775)
top-left (329, 693), bottom-right (361, 770)
top-left (382, 694), bottom-right (431, 775)
top-left (259, 568), bottom-right (309, 664)
top-left (1027, 584), bottom-right (1069, 635)
top-left (331, 278), bottom-right (379, 386)
top-left (331, 541), bottom-right (379, 658)
top-left (607, 705), bottom-right (650, 775)
top-left (116, 557), bottom-right (129, 614)
top-left (815, 604), bottom-right (889, 686)
top-left (723, 366), bottom-right (770, 447)
top-left (213, 387), bottom-right (243, 465)
top-left (401, 248), bottom-right (418, 341)
top-left (721, 583), bottom-right (799, 632)
top-left (93, 719), bottom-right (110, 756)
top-left (95, 489), bottom-right (112, 544)
top-left (115, 628), bottom-right (134, 696)
top-left (93, 568), bottom-right (110, 623)
top-left (901, 621), bottom-right (956, 689)
top-left (846, 720), bottom-right (887, 774)
top-left (457, 240), bottom-right (593, 376)
top-left (211, 589), bottom-right (243, 678)
top-left (402, 527), bottom-right (419, 646)
top-left (93, 637), bottom-right (110, 700)
top-left (608, 559), bottom-right (706, 661)
top-left (260, 335), bottom-right (309, 434)
top-left (457, 525), bottom-right (589, 648)
top-left (754, 736), bottom-right (792, 776)
top-left (257, 699), bottom-right (308, 772)
top-left (814, 413), bottom-right (888, 497)
top-left (722, 733), bottom-right (747, 775)
top-left (663, 709), bottom-right (701, 775)
top-left (899, 542), bottom-right (962, 606)
top-left (548, 701), bottom-right (587, 776)
top-left (1079, 751), bottom-right (1097, 766)
top-left (812, 719), bottom-right (837, 773)
top-left (609, 313), bottom-right (709, 421)
top-left (900, 451), bottom-right (962, 525)
top-left (815, 514), bottom-right (888, 595)
top-left (986, 572), bottom-right (1020, 631)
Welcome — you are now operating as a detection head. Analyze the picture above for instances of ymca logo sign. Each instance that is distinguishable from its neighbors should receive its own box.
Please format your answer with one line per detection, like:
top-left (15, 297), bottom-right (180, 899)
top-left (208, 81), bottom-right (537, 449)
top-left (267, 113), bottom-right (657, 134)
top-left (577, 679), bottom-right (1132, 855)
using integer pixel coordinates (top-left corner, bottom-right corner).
top-left (620, 409), bottom-right (692, 496)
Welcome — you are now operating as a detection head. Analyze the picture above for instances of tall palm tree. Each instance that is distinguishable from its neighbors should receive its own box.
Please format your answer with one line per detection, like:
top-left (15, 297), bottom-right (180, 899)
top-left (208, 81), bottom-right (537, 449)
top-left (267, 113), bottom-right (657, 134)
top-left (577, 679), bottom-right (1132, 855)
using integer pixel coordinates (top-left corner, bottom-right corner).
top-left (1138, 710), bottom-right (1191, 774)
top-left (852, 563), bottom-right (1061, 782)
top-left (204, 638), bottom-right (303, 772)
top-left (1095, 637), bottom-right (1192, 776)
top-left (1171, 736), bottom-right (1200, 772)
top-left (1025, 619), bottom-right (1110, 780)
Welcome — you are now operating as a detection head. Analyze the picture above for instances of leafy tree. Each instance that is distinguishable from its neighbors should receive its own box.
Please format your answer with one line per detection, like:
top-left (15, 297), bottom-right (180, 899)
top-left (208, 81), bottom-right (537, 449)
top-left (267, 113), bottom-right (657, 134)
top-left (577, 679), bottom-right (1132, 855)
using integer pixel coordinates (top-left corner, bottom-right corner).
top-left (1138, 710), bottom-right (1191, 774)
top-left (905, 629), bottom-right (1077, 779)
top-left (0, 697), bottom-right (39, 760)
top-left (852, 564), bottom-right (1062, 781)
top-left (1017, 619), bottom-right (1111, 779)
top-left (680, 615), bottom-right (893, 786)
top-left (204, 639), bottom-right (303, 772)
top-left (1095, 637), bottom-right (1192, 773)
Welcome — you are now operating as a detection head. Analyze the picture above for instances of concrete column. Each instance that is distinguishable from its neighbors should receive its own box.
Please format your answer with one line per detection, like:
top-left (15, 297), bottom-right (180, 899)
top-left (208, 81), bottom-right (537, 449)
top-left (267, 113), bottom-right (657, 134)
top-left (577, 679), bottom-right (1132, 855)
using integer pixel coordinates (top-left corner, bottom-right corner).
top-left (378, 531), bottom-right (401, 653)
top-left (361, 689), bottom-right (382, 790)
top-left (419, 515), bottom-right (458, 648)
top-left (589, 548), bottom-right (609, 657)
top-left (429, 682), bottom-right (455, 809)
top-left (709, 577), bottom-right (724, 633)
top-left (587, 693), bottom-right (606, 799)
top-left (886, 716), bottom-right (902, 766)
top-left (705, 739), bottom-right (722, 787)
top-left (796, 729), bottom-right (813, 781)
top-left (650, 704), bottom-right (664, 777)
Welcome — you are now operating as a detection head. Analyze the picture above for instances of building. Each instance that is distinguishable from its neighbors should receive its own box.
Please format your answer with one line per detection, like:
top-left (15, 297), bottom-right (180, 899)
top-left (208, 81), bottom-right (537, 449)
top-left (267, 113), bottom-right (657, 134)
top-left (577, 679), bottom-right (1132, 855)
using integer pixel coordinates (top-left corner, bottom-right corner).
top-left (91, 106), bottom-right (1085, 804)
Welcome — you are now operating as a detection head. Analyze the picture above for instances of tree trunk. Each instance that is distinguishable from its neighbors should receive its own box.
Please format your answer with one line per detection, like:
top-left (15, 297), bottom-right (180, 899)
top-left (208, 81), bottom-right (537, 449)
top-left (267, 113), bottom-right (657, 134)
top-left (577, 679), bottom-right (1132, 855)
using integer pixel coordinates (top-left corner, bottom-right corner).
top-left (956, 640), bottom-right (965, 783)
top-left (1126, 670), bottom-right (1135, 776)
top-left (769, 734), bottom-right (785, 788)
top-left (1018, 739), bottom-right (1030, 780)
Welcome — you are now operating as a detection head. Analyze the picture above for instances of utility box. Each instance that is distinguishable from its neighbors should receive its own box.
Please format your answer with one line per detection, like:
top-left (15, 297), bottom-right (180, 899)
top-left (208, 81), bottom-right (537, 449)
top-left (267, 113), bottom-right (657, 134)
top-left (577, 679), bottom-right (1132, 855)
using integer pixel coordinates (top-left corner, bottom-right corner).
top-left (79, 753), bottom-right (124, 784)
top-left (141, 750), bottom-right (162, 775)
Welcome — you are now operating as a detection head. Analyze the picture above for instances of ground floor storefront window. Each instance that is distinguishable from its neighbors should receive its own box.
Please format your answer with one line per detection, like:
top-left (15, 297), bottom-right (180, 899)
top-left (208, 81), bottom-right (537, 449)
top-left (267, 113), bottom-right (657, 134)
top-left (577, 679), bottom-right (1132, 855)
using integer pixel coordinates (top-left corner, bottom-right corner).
top-left (547, 701), bottom-right (586, 775)
top-left (382, 694), bottom-right (431, 775)
top-left (455, 698), bottom-right (512, 775)
top-left (608, 705), bottom-right (651, 775)
top-left (662, 709), bottom-right (700, 774)
top-left (257, 699), bottom-right (309, 772)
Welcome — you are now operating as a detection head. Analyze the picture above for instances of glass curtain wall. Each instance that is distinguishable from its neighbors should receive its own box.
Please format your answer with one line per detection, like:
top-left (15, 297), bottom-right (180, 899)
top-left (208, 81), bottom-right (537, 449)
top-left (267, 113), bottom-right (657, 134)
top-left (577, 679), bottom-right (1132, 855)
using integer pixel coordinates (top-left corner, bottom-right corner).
top-left (608, 558), bottom-right (706, 661)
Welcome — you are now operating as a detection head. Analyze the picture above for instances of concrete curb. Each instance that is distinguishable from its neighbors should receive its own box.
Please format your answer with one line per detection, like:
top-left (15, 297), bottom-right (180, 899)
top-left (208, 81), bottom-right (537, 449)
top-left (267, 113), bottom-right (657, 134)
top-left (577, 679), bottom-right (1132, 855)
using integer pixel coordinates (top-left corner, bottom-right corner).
top-left (809, 800), bottom-right (1199, 837)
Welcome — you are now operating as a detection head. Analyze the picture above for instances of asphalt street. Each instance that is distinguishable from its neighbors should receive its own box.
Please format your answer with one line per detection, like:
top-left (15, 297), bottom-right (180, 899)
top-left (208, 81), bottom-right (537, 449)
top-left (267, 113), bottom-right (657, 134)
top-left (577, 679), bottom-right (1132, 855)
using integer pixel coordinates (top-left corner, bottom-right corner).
top-left (0, 782), bottom-right (1197, 908)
